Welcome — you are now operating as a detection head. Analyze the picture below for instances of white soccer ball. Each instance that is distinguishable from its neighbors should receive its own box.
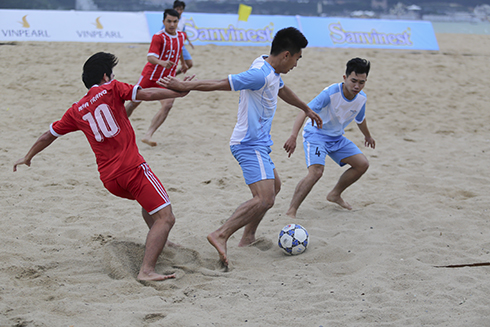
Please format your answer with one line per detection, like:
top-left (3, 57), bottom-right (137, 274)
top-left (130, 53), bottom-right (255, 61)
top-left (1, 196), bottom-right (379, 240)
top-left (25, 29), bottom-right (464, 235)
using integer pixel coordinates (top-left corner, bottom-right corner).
top-left (278, 224), bottom-right (309, 255)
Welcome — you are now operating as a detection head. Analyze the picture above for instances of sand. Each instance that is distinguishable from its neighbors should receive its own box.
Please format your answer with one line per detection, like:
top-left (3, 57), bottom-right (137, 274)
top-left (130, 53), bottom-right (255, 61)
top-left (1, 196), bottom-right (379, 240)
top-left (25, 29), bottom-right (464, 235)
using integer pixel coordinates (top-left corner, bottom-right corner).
top-left (1, 33), bottom-right (490, 326)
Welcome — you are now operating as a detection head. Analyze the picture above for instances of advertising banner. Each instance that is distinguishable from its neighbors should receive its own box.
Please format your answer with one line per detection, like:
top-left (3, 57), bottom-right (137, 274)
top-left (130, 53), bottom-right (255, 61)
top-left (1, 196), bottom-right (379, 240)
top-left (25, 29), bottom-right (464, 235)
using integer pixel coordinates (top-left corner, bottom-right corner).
top-left (301, 17), bottom-right (439, 50)
top-left (0, 9), bottom-right (150, 43)
top-left (145, 11), bottom-right (299, 47)
top-left (0, 9), bottom-right (438, 50)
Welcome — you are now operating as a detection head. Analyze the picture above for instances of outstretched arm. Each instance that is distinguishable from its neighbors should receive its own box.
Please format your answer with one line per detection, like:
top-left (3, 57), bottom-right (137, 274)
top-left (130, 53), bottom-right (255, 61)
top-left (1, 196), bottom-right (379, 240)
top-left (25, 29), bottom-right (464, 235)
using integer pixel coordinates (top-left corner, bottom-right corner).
top-left (136, 75), bottom-right (195, 101)
top-left (357, 119), bottom-right (375, 149)
top-left (136, 87), bottom-right (187, 101)
top-left (283, 111), bottom-right (307, 157)
top-left (278, 85), bottom-right (323, 129)
top-left (158, 76), bottom-right (231, 92)
top-left (13, 131), bottom-right (57, 172)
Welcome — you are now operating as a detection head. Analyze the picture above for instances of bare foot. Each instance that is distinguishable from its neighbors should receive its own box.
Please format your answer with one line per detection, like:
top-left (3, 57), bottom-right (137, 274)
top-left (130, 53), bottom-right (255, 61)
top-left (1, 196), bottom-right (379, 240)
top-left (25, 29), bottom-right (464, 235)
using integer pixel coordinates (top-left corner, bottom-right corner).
top-left (137, 271), bottom-right (176, 281)
top-left (141, 138), bottom-right (157, 147)
top-left (207, 232), bottom-right (228, 267)
top-left (285, 208), bottom-right (297, 219)
top-left (327, 192), bottom-right (352, 210)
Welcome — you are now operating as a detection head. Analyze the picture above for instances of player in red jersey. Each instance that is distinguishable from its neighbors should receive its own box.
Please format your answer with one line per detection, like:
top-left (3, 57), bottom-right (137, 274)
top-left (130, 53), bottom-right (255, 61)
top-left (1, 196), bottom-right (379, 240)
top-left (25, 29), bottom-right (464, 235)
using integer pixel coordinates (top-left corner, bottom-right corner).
top-left (125, 9), bottom-right (187, 147)
top-left (13, 52), bottom-right (191, 282)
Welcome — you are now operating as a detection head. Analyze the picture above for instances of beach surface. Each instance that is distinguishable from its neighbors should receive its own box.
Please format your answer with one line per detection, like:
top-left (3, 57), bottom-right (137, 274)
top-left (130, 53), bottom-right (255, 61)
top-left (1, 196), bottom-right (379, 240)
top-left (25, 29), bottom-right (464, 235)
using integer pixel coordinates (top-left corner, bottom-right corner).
top-left (1, 34), bottom-right (490, 326)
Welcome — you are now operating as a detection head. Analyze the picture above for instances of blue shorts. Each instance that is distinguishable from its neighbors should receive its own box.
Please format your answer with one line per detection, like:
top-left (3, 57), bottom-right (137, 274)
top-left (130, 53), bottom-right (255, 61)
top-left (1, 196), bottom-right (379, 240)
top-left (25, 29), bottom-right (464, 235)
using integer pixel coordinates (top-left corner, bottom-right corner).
top-left (230, 144), bottom-right (276, 185)
top-left (182, 46), bottom-right (192, 61)
top-left (304, 136), bottom-right (362, 167)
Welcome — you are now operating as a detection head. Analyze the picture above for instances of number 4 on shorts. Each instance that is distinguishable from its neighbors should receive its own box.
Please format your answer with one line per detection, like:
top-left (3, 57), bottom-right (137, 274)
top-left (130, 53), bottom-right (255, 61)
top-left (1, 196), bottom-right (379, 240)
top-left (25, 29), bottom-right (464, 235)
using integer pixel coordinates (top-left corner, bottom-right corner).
top-left (315, 147), bottom-right (321, 157)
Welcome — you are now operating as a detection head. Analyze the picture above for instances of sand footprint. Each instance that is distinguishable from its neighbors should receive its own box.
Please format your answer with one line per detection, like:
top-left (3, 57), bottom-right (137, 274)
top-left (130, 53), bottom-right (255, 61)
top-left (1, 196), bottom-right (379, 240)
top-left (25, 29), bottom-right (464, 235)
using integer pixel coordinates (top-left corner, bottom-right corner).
top-left (248, 237), bottom-right (273, 251)
top-left (103, 240), bottom-right (228, 283)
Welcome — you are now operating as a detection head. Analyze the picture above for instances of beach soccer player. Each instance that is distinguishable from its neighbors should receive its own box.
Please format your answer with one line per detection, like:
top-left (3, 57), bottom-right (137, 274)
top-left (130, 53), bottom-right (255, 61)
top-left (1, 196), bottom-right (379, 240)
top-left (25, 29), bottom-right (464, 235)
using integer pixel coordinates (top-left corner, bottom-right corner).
top-left (283, 57), bottom-right (375, 215)
top-left (125, 8), bottom-right (187, 147)
top-left (159, 27), bottom-right (323, 267)
top-left (13, 52), bottom-right (192, 281)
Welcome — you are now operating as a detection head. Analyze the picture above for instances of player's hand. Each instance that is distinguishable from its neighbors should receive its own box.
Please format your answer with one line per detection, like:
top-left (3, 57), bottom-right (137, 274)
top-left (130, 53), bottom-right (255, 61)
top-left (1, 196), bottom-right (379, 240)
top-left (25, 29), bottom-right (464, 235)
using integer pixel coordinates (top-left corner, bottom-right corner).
top-left (283, 136), bottom-right (297, 158)
top-left (365, 136), bottom-right (376, 149)
top-left (180, 62), bottom-right (188, 74)
top-left (306, 109), bottom-right (323, 129)
top-left (157, 76), bottom-right (187, 91)
top-left (161, 60), bottom-right (176, 69)
top-left (13, 157), bottom-right (31, 172)
top-left (183, 74), bottom-right (195, 82)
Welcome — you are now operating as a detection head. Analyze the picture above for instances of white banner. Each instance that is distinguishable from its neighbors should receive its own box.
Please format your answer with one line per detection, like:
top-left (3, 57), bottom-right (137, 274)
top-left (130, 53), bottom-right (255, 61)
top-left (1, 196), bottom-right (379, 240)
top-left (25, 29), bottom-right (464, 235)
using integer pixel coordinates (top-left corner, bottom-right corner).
top-left (0, 9), bottom-right (150, 43)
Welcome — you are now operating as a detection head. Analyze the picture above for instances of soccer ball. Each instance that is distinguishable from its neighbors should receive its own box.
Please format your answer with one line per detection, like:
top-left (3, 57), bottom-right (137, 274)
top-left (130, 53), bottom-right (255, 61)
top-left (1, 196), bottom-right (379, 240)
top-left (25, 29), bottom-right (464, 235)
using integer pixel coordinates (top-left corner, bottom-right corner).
top-left (278, 224), bottom-right (309, 255)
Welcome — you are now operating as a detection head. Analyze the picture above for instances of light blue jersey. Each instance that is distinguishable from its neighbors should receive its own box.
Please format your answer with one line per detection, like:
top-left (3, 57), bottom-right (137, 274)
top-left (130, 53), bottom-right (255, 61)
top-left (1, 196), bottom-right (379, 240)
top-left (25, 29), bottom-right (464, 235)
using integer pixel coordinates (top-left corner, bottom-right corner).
top-left (304, 82), bottom-right (366, 142)
top-left (228, 55), bottom-right (284, 146)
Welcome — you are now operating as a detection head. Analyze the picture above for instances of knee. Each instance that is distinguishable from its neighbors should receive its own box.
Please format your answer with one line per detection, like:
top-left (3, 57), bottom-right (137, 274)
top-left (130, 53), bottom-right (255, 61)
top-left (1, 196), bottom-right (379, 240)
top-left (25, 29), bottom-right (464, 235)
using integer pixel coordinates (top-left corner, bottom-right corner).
top-left (309, 165), bottom-right (324, 181)
top-left (358, 159), bottom-right (369, 173)
top-left (186, 61), bottom-right (193, 69)
top-left (274, 180), bottom-right (281, 196)
top-left (258, 195), bottom-right (275, 211)
top-left (155, 210), bottom-right (175, 228)
top-left (166, 213), bottom-right (176, 227)
top-left (263, 197), bottom-right (275, 210)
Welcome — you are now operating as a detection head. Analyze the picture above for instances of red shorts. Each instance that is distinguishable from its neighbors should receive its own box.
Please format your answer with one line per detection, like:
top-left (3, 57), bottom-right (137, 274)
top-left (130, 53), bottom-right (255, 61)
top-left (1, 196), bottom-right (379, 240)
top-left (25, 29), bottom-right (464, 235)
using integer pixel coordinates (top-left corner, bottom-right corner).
top-left (137, 74), bottom-right (165, 89)
top-left (103, 163), bottom-right (170, 215)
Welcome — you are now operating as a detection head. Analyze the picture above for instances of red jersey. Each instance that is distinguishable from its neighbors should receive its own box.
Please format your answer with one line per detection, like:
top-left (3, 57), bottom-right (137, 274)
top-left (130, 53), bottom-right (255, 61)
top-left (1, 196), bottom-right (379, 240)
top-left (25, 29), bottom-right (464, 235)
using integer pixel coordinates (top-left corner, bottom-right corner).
top-left (141, 30), bottom-right (186, 81)
top-left (50, 79), bottom-right (145, 183)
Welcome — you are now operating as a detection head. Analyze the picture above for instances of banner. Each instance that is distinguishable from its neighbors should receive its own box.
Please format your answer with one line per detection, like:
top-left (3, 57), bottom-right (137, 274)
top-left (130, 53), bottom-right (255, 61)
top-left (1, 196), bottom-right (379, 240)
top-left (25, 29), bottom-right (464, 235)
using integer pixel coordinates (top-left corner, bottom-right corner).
top-left (0, 9), bottom-right (149, 43)
top-left (0, 9), bottom-right (438, 50)
top-left (301, 17), bottom-right (439, 50)
top-left (145, 11), bottom-right (298, 47)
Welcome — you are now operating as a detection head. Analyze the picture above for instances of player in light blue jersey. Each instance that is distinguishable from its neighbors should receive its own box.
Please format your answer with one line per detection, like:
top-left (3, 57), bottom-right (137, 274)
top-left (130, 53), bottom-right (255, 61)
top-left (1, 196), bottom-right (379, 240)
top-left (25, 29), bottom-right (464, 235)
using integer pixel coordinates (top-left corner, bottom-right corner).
top-left (284, 58), bottom-right (375, 215)
top-left (159, 27), bottom-right (322, 266)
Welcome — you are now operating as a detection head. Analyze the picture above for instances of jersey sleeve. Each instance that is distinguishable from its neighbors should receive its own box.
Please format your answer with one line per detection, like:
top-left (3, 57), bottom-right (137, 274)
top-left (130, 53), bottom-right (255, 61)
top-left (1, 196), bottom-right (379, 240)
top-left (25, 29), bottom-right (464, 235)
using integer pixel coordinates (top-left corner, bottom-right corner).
top-left (113, 80), bottom-right (141, 102)
top-left (228, 69), bottom-right (266, 91)
top-left (355, 104), bottom-right (366, 123)
top-left (147, 34), bottom-right (162, 58)
top-left (308, 89), bottom-right (331, 113)
top-left (50, 108), bottom-right (79, 137)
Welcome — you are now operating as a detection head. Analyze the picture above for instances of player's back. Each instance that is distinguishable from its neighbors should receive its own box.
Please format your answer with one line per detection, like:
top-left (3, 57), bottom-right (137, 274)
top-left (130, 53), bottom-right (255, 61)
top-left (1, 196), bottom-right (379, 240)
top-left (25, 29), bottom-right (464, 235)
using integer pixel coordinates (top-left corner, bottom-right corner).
top-left (51, 80), bottom-right (144, 182)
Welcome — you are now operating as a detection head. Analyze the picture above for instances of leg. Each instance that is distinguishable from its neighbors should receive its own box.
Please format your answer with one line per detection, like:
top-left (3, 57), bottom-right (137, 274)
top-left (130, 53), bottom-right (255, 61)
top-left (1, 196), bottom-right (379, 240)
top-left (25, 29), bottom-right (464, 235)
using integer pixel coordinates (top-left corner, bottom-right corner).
top-left (327, 153), bottom-right (369, 210)
top-left (138, 205), bottom-right (176, 281)
top-left (125, 100), bottom-right (142, 118)
top-left (142, 98), bottom-right (175, 147)
top-left (239, 169), bottom-right (281, 246)
top-left (286, 164), bottom-right (324, 218)
top-left (207, 179), bottom-right (276, 266)
top-left (142, 208), bottom-right (179, 247)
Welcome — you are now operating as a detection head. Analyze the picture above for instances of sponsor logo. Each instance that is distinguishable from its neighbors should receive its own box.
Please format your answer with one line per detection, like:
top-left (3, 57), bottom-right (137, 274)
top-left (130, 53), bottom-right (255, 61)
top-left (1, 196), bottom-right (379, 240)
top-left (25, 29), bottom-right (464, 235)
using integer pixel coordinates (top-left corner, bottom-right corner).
top-left (76, 16), bottom-right (123, 39)
top-left (329, 22), bottom-right (412, 46)
top-left (184, 18), bottom-right (273, 44)
top-left (1, 14), bottom-right (51, 38)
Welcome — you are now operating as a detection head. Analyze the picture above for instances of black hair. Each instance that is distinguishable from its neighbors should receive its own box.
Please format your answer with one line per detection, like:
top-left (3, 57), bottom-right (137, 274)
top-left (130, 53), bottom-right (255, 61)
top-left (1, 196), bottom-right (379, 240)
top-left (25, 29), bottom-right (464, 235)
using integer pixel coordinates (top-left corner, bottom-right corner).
top-left (345, 58), bottom-right (370, 77)
top-left (82, 52), bottom-right (118, 89)
top-left (164, 8), bottom-right (180, 20)
top-left (270, 27), bottom-right (308, 56)
top-left (173, 0), bottom-right (186, 9)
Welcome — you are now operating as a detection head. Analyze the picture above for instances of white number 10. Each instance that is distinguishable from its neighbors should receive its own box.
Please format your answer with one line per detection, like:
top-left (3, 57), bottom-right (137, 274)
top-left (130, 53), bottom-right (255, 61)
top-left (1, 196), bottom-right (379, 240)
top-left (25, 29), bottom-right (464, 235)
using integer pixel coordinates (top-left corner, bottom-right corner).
top-left (82, 104), bottom-right (120, 142)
